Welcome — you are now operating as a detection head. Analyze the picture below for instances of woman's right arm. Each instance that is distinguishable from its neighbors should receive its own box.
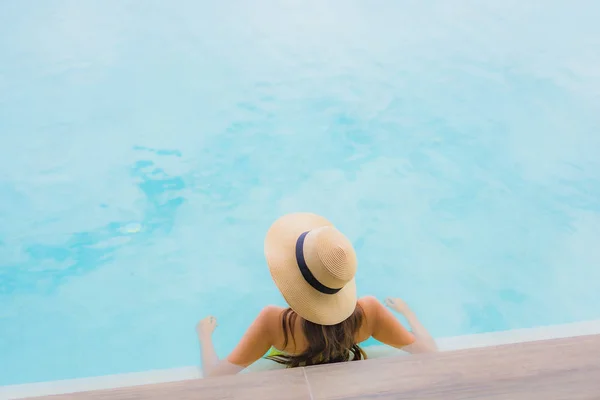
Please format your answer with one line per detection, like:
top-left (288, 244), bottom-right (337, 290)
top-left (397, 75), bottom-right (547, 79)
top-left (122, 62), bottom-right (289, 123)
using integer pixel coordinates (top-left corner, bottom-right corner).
top-left (361, 296), bottom-right (416, 348)
top-left (360, 296), bottom-right (437, 353)
top-left (385, 297), bottom-right (438, 354)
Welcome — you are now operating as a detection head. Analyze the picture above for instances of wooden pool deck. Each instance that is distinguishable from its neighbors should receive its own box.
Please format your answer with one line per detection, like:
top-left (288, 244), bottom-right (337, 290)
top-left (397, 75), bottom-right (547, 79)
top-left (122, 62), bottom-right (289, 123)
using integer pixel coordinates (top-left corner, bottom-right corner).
top-left (38, 334), bottom-right (600, 399)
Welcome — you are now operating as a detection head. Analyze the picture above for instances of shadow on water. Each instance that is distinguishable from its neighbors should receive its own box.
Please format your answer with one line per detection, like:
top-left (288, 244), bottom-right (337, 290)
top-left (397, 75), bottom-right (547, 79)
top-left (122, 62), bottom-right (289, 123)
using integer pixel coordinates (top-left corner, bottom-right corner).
top-left (0, 146), bottom-right (186, 296)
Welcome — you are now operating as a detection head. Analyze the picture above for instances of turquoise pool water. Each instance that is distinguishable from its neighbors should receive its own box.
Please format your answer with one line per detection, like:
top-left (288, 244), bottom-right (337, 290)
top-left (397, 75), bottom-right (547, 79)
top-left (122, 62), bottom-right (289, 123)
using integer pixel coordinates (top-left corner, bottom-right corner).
top-left (1, 0), bottom-right (600, 386)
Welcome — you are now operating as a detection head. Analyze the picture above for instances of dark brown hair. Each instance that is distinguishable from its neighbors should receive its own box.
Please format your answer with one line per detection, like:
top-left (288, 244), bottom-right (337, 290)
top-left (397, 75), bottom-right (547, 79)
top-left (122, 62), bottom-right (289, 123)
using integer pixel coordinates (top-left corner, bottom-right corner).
top-left (266, 304), bottom-right (367, 368)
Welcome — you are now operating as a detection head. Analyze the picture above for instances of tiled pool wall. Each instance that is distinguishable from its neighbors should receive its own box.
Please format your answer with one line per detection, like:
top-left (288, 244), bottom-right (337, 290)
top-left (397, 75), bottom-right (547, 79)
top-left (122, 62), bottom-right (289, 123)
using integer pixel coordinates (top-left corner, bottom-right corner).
top-left (3, 319), bottom-right (600, 399)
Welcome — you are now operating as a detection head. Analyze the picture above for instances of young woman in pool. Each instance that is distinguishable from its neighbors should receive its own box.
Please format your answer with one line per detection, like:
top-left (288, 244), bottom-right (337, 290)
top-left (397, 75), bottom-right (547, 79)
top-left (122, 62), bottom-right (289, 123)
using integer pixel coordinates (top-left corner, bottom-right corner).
top-left (196, 213), bottom-right (437, 376)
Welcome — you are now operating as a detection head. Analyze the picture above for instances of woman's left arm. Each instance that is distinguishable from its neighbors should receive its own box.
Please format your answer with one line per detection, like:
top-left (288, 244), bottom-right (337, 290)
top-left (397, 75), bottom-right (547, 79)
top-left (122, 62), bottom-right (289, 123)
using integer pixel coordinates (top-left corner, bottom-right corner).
top-left (196, 306), bottom-right (277, 377)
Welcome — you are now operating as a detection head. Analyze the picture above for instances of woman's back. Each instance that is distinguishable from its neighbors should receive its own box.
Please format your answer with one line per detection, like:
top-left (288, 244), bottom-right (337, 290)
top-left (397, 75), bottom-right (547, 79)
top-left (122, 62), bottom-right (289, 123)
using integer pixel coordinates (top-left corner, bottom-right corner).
top-left (197, 213), bottom-right (437, 377)
top-left (198, 294), bottom-right (436, 376)
top-left (267, 296), bottom-right (413, 356)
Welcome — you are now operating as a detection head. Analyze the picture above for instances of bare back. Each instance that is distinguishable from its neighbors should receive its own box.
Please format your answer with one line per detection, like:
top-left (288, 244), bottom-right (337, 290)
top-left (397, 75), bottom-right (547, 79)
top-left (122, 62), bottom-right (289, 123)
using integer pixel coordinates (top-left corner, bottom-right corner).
top-left (269, 296), bottom-right (415, 354)
top-left (225, 296), bottom-right (415, 367)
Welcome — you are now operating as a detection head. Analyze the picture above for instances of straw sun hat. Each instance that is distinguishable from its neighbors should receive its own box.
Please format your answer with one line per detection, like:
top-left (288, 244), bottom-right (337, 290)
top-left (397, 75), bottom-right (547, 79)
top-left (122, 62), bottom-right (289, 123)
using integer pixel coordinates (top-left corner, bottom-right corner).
top-left (264, 213), bottom-right (357, 326)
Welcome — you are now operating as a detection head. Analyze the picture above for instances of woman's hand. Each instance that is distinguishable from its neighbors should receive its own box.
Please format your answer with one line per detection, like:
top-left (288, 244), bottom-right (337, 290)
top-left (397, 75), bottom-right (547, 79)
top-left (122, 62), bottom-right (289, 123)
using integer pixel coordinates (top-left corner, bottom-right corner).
top-left (385, 297), bottom-right (411, 315)
top-left (197, 316), bottom-right (218, 341)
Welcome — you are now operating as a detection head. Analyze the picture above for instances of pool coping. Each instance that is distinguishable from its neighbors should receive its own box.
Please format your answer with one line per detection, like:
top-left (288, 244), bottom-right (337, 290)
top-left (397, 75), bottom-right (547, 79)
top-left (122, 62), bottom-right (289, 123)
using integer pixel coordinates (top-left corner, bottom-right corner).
top-left (2, 319), bottom-right (600, 400)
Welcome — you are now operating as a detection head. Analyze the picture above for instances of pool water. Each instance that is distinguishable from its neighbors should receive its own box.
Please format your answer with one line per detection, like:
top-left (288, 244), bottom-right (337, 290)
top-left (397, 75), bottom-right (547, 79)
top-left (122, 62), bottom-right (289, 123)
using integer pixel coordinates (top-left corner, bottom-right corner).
top-left (1, 0), bottom-right (600, 387)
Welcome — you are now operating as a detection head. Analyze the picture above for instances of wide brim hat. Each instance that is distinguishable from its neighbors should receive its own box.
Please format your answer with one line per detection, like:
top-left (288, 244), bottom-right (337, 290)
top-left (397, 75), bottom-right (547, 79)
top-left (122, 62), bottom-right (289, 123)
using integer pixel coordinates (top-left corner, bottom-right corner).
top-left (264, 213), bottom-right (357, 325)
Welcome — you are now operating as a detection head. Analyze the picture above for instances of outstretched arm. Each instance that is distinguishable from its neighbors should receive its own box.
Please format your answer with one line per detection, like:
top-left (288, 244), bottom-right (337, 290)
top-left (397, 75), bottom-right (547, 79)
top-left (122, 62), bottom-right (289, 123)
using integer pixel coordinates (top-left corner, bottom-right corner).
top-left (360, 296), bottom-right (416, 349)
top-left (197, 306), bottom-right (277, 377)
top-left (196, 317), bottom-right (243, 377)
top-left (385, 298), bottom-right (438, 353)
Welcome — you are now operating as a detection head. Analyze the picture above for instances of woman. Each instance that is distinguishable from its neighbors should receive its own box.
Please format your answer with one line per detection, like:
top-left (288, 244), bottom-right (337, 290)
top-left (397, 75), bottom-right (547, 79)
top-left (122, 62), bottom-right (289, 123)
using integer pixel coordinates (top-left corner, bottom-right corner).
top-left (197, 213), bottom-right (437, 377)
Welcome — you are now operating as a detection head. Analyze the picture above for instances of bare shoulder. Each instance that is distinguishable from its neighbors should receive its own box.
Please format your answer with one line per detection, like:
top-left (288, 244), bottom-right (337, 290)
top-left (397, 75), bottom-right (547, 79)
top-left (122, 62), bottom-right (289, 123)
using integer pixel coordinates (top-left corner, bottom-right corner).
top-left (358, 295), bottom-right (384, 313)
top-left (258, 305), bottom-right (286, 327)
top-left (357, 296), bottom-right (385, 328)
top-left (260, 305), bottom-right (286, 316)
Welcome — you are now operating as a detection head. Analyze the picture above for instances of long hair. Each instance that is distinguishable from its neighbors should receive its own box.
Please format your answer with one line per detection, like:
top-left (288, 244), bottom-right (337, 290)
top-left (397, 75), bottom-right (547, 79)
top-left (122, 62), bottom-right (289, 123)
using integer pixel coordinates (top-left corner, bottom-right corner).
top-left (266, 304), bottom-right (367, 368)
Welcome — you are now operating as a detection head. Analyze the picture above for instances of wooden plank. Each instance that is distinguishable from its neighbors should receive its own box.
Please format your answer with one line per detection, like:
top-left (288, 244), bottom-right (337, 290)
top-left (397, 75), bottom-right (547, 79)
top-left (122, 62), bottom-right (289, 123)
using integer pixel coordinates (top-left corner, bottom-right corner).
top-left (40, 368), bottom-right (311, 400)
top-left (33, 335), bottom-right (600, 399)
top-left (304, 334), bottom-right (600, 400)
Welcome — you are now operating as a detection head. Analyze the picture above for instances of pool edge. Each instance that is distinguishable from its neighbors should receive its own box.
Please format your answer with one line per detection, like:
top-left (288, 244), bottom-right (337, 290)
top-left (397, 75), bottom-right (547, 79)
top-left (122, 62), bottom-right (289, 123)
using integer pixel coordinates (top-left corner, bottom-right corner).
top-left (3, 319), bottom-right (600, 399)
